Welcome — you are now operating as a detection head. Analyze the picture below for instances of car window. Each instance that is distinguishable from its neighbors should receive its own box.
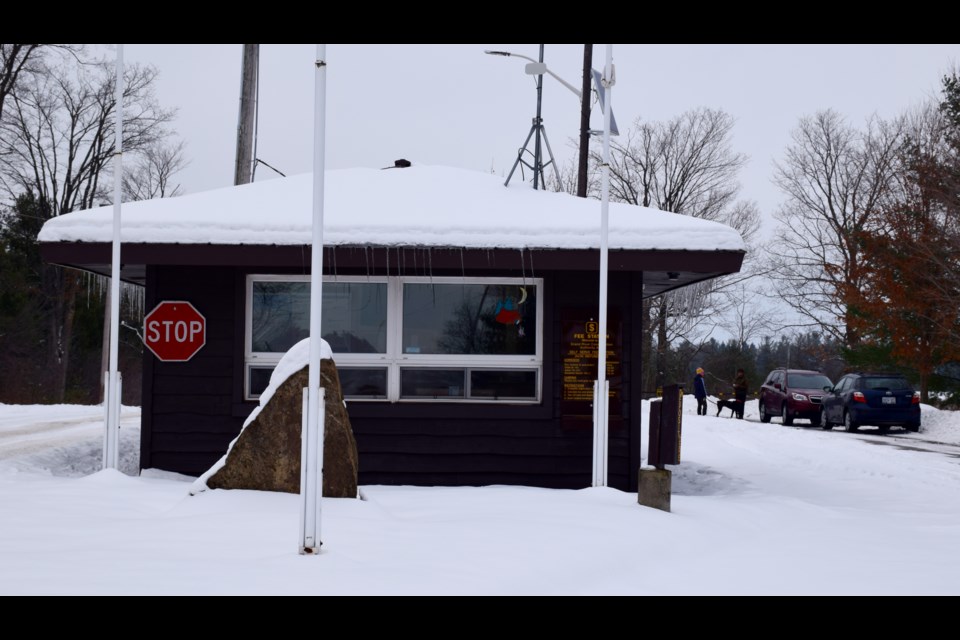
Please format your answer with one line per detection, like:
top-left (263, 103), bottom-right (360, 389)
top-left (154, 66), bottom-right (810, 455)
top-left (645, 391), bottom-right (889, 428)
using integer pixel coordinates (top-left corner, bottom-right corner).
top-left (863, 377), bottom-right (910, 391)
top-left (835, 377), bottom-right (848, 392)
top-left (787, 373), bottom-right (832, 389)
top-left (774, 371), bottom-right (783, 385)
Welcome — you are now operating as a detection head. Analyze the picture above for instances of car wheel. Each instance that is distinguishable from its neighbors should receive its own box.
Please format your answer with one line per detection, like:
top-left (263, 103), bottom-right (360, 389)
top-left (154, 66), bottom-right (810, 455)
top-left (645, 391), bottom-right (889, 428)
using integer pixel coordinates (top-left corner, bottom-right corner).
top-left (877, 425), bottom-right (890, 434)
top-left (759, 401), bottom-right (771, 423)
top-left (906, 424), bottom-right (920, 433)
top-left (844, 411), bottom-right (858, 432)
top-left (781, 404), bottom-right (794, 426)
top-left (809, 409), bottom-right (822, 428)
top-left (820, 409), bottom-right (832, 430)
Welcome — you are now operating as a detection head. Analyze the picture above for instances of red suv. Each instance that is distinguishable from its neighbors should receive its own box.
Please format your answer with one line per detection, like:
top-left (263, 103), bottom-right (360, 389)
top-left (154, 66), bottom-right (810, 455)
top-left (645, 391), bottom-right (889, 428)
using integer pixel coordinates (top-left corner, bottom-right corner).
top-left (758, 368), bottom-right (833, 427)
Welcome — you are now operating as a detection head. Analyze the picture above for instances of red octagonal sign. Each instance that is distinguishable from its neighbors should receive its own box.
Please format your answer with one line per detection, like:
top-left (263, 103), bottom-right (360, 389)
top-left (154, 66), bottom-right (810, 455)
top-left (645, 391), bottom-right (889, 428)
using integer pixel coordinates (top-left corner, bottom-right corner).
top-left (144, 301), bottom-right (206, 362)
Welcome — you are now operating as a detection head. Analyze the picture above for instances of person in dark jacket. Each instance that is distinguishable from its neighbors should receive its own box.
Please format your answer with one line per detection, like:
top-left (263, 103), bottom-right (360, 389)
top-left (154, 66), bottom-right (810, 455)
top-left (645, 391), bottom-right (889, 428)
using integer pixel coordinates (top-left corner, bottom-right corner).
top-left (732, 368), bottom-right (748, 419)
top-left (693, 367), bottom-right (707, 415)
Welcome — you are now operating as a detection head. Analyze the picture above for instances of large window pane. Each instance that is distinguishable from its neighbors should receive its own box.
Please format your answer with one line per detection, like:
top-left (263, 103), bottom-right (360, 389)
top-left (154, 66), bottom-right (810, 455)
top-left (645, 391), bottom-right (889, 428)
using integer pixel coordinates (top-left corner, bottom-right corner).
top-left (252, 281), bottom-right (310, 353)
top-left (401, 369), bottom-right (465, 398)
top-left (322, 283), bottom-right (387, 353)
top-left (470, 370), bottom-right (537, 399)
top-left (252, 281), bottom-right (386, 354)
top-left (340, 368), bottom-right (388, 398)
top-left (402, 284), bottom-right (536, 355)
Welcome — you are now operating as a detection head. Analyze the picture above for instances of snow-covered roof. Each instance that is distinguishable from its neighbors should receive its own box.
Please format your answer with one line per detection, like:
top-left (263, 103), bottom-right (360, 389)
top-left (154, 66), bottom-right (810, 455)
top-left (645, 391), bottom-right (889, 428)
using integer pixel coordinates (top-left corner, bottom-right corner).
top-left (39, 165), bottom-right (745, 252)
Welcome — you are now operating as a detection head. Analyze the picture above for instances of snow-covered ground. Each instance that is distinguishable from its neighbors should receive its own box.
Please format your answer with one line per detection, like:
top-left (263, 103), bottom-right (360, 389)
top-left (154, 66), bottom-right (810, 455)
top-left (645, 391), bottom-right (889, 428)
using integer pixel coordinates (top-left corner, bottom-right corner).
top-left (1, 401), bottom-right (958, 595)
top-left (0, 403), bottom-right (141, 476)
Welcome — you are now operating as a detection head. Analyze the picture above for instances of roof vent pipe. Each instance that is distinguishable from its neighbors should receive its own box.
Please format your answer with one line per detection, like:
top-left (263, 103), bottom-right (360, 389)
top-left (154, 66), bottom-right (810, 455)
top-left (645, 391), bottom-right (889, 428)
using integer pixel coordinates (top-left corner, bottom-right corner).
top-left (382, 159), bottom-right (412, 169)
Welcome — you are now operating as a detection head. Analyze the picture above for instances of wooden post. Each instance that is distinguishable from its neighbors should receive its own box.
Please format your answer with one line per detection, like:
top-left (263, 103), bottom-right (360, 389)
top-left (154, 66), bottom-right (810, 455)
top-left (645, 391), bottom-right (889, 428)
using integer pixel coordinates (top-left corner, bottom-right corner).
top-left (234, 44), bottom-right (258, 186)
top-left (577, 44), bottom-right (593, 198)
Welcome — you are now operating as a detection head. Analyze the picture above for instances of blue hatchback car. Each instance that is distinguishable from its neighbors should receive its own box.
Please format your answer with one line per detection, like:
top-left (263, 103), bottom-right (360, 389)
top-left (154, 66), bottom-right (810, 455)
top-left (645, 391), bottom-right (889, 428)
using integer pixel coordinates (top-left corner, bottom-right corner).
top-left (822, 373), bottom-right (921, 433)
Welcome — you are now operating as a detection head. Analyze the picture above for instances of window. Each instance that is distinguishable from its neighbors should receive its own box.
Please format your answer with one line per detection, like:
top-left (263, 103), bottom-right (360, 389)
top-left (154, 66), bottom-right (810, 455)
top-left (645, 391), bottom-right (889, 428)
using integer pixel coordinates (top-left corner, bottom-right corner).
top-left (246, 275), bottom-right (542, 403)
top-left (863, 377), bottom-right (909, 391)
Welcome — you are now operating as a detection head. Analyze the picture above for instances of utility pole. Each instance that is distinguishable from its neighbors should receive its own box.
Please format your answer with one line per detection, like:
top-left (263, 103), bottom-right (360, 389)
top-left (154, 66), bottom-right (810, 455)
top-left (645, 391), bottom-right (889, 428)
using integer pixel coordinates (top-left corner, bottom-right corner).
top-left (577, 44), bottom-right (593, 198)
top-left (234, 44), bottom-right (259, 186)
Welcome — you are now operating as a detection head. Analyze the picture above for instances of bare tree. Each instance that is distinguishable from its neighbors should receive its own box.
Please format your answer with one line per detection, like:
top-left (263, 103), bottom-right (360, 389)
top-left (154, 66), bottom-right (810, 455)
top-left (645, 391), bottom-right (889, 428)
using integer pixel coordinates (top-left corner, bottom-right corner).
top-left (721, 282), bottom-right (779, 350)
top-left (771, 110), bottom-right (903, 348)
top-left (601, 108), bottom-right (759, 389)
top-left (122, 140), bottom-right (187, 201)
top-left (0, 55), bottom-right (176, 401)
top-left (0, 44), bottom-right (45, 120)
top-left (1, 59), bottom-right (173, 213)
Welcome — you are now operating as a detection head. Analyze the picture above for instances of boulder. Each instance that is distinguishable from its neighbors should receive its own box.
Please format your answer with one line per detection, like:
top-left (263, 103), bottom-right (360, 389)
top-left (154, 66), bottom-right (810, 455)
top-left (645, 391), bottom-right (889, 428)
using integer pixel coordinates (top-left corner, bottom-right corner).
top-left (207, 359), bottom-right (358, 497)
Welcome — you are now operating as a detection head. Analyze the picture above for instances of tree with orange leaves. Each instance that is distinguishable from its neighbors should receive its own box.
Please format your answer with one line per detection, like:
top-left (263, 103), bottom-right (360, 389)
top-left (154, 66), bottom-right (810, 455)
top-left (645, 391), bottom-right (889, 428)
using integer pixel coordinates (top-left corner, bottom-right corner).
top-left (852, 73), bottom-right (960, 400)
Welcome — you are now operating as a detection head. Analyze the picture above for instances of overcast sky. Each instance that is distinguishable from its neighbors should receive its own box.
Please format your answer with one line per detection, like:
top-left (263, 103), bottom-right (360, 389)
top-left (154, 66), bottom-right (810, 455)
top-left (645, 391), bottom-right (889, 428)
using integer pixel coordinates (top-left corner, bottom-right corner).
top-left (125, 44), bottom-right (959, 234)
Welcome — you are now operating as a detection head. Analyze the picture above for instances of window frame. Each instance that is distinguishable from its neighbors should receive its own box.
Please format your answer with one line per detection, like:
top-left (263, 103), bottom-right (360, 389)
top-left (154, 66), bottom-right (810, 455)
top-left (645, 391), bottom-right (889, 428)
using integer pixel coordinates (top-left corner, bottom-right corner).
top-left (245, 274), bottom-right (543, 404)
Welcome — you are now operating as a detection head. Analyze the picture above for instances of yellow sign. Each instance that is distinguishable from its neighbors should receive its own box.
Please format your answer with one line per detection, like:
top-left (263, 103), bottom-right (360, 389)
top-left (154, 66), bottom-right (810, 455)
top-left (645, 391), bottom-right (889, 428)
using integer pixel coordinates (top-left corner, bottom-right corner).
top-left (561, 319), bottom-right (620, 405)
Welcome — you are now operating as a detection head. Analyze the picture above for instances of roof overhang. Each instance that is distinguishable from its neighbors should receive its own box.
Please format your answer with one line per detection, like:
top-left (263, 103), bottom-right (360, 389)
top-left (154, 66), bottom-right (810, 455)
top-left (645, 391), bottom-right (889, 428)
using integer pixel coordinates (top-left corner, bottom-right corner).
top-left (40, 242), bottom-right (744, 298)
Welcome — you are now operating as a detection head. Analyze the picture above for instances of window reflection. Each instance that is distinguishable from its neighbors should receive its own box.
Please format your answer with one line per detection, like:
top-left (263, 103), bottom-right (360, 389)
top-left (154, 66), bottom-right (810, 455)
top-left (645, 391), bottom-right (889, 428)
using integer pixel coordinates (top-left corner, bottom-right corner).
top-left (252, 281), bottom-right (387, 354)
top-left (402, 284), bottom-right (536, 356)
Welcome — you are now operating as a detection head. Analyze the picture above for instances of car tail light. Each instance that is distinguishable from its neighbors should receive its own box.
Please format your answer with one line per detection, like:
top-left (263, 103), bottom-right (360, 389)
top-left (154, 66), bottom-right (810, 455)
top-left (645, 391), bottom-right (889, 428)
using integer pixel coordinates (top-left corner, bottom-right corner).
top-left (853, 391), bottom-right (866, 403)
top-left (912, 392), bottom-right (920, 405)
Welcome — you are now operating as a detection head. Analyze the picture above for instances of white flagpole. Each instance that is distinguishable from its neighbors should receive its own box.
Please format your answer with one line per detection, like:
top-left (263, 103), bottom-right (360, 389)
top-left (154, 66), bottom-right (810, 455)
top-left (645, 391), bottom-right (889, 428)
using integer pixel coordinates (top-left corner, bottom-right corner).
top-left (104, 44), bottom-right (124, 471)
top-left (593, 44), bottom-right (614, 487)
top-left (300, 44), bottom-right (327, 555)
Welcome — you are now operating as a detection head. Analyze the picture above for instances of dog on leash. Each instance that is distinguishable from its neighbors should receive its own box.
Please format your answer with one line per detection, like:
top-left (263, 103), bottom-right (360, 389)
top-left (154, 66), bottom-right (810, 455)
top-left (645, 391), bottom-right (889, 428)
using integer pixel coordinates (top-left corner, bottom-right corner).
top-left (715, 398), bottom-right (744, 419)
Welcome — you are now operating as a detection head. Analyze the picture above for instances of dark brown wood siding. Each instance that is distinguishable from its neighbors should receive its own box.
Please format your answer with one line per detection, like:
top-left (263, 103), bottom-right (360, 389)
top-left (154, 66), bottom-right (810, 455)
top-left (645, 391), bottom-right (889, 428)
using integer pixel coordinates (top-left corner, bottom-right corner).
top-left (143, 266), bottom-right (642, 490)
top-left (142, 266), bottom-right (243, 475)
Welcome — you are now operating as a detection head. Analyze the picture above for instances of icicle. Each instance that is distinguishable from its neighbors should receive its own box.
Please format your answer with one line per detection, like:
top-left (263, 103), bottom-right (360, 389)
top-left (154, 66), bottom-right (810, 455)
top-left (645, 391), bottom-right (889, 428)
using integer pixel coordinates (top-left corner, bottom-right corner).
top-left (412, 248), bottom-right (417, 276)
top-left (460, 248), bottom-right (466, 282)
top-left (519, 247), bottom-right (526, 288)
top-left (332, 247), bottom-right (338, 282)
top-left (397, 245), bottom-right (401, 276)
top-left (385, 247), bottom-right (390, 278)
top-left (364, 246), bottom-right (370, 282)
top-left (428, 248), bottom-right (435, 306)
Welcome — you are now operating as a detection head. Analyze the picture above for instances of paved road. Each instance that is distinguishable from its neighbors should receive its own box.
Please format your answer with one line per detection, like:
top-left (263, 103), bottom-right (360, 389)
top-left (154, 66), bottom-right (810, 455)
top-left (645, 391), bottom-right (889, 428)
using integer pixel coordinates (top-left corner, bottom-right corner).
top-left (750, 418), bottom-right (960, 459)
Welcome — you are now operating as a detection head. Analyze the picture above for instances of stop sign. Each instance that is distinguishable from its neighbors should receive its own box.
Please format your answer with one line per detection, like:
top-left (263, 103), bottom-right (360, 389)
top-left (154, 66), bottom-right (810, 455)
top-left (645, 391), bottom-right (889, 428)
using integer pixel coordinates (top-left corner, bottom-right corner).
top-left (143, 301), bottom-right (206, 362)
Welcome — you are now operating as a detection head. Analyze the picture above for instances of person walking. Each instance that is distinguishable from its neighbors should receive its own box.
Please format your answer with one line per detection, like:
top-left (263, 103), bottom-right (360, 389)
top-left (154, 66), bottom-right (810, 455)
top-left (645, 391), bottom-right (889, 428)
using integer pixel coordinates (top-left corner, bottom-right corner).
top-left (733, 368), bottom-right (748, 419)
top-left (693, 367), bottom-right (708, 416)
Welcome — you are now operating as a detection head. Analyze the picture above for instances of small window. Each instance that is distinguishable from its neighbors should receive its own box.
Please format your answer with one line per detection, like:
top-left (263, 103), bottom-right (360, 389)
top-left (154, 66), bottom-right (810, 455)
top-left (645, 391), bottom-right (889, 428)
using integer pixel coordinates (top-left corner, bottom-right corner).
top-left (248, 366), bottom-right (274, 398)
top-left (401, 369), bottom-right (466, 399)
top-left (339, 368), bottom-right (388, 399)
top-left (470, 369), bottom-right (537, 399)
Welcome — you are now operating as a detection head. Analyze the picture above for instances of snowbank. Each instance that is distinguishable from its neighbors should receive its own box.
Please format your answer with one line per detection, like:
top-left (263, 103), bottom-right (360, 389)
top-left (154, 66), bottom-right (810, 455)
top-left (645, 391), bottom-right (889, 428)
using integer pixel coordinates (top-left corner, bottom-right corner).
top-left (919, 404), bottom-right (960, 444)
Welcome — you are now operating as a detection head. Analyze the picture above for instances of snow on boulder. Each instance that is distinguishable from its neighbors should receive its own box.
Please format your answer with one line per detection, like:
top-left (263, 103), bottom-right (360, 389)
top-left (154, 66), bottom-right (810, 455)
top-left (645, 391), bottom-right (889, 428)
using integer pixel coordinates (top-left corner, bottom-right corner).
top-left (191, 338), bottom-right (358, 497)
